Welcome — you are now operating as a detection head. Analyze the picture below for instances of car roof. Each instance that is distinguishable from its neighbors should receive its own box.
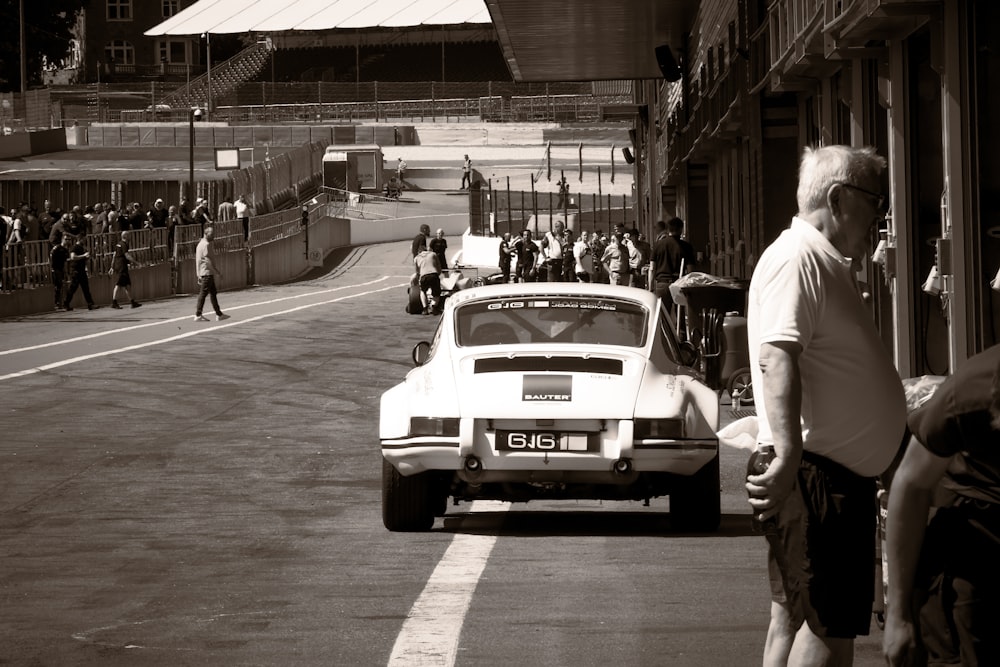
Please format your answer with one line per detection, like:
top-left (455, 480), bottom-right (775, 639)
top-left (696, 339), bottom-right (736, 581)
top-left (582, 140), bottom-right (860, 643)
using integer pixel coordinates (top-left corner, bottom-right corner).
top-left (446, 282), bottom-right (660, 310)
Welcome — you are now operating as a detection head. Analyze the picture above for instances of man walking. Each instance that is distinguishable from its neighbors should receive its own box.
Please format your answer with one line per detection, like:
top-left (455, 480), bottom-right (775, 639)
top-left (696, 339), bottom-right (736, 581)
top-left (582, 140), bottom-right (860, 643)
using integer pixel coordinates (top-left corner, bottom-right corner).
top-left (109, 230), bottom-right (141, 309)
top-left (745, 145), bottom-right (906, 665)
top-left (461, 154), bottom-right (472, 190)
top-left (193, 225), bottom-right (230, 322)
top-left (50, 234), bottom-right (71, 310)
top-left (63, 234), bottom-right (97, 311)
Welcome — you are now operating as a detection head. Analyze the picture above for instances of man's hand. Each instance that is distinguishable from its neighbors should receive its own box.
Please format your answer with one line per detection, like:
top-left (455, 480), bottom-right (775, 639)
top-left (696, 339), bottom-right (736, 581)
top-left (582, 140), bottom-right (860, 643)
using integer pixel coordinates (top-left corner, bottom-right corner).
top-left (745, 452), bottom-right (799, 521)
top-left (883, 615), bottom-right (922, 666)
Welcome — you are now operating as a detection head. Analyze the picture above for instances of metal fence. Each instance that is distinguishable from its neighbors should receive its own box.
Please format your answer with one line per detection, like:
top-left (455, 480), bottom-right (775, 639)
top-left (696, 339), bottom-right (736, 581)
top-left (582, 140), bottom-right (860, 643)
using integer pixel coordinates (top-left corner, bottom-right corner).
top-left (1, 228), bottom-right (170, 292)
top-left (479, 185), bottom-right (635, 239)
top-left (49, 81), bottom-right (632, 125)
top-left (322, 187), bottom-right (400, 220)
top-left (174, 220), bottom-right (246, 263)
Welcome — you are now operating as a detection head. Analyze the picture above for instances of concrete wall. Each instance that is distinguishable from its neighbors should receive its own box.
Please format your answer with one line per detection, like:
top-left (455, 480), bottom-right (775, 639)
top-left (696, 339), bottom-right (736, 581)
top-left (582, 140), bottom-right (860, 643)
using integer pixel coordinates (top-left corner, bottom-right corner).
top-left (0, 129), bottom-right (68, 159)
top-left (176, 248), bottom-right (250, 295)
top-left (350, 213), bottom-right (467, 246)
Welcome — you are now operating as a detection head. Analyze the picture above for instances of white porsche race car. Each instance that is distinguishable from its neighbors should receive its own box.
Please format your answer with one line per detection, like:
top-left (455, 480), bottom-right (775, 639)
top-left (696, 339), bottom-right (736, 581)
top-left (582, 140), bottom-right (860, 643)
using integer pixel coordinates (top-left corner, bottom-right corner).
top-left (380, 282), bottom-right (721, 532)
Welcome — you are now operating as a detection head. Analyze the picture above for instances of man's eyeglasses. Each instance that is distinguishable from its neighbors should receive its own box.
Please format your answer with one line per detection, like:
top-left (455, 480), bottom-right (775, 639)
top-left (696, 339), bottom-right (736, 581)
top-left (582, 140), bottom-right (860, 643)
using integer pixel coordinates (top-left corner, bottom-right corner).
top-left (836, 182), bottom-right (886, 212)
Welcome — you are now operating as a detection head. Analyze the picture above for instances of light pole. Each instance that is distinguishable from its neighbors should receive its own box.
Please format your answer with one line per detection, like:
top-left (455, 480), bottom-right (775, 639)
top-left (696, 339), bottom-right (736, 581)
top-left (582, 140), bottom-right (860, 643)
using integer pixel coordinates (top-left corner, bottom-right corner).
top-left (189, 107), bottom-right (203, 202)
top-left (203, 32), bottom-right (212, 121)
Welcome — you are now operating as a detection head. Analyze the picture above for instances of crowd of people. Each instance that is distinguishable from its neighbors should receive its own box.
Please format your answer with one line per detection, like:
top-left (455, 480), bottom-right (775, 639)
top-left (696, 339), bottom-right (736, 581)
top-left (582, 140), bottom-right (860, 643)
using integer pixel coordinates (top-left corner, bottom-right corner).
top-left (494, 217), bottom-right (696, 307)
top-left (1, 194), bottom-right (254, 297)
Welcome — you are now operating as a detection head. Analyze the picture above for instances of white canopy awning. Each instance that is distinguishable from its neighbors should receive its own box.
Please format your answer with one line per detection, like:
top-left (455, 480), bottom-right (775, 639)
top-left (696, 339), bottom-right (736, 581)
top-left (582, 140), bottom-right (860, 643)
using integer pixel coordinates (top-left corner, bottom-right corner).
top-left (145, 0), bottom-right (491, 36)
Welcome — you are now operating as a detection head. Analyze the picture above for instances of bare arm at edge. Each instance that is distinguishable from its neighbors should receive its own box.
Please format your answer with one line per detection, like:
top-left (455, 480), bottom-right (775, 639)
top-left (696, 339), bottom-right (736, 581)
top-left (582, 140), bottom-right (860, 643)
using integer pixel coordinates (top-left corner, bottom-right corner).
top-left (746, 340), bottom-right (804, 520)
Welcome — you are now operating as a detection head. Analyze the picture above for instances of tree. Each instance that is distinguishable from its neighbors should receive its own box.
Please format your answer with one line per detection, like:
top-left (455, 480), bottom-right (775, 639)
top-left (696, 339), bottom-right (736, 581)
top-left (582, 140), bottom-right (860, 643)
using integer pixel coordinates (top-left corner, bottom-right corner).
top-left (0, 1), bottom-right (85, 91)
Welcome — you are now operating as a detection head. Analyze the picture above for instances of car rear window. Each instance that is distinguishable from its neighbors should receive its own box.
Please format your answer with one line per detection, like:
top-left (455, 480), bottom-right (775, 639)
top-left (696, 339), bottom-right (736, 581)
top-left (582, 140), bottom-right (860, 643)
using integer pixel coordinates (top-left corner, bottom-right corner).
top-left (455, 296), bottom-right (649, 347)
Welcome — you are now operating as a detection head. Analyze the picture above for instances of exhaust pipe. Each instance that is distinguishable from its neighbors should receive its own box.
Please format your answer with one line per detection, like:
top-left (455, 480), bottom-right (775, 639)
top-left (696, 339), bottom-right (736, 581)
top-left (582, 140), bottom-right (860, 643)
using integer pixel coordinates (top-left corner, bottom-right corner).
top-left (612, 458), bottom-right (632, 475)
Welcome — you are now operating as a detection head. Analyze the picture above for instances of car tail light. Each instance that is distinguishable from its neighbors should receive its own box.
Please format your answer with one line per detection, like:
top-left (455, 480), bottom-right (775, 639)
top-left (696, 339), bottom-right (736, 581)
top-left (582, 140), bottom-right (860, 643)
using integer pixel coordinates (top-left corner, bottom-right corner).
top-left (633, 418), bottom-right (685, 439)
top-left (409, 417), bottom-right (460, 437)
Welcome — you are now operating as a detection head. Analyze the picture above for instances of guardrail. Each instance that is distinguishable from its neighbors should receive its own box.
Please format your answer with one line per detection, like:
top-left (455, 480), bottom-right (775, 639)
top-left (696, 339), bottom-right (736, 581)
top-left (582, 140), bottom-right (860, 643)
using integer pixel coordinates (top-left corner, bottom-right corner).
top-left (1, 228), bottom-right (170, 292)
top-left (322, 187), bottom-right (399, 220)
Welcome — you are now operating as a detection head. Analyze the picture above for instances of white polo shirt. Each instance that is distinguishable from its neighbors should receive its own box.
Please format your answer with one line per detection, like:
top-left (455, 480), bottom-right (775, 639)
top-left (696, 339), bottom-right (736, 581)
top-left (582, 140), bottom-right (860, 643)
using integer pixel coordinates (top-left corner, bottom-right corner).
top-left (747, 217), bottom-right (906, 477)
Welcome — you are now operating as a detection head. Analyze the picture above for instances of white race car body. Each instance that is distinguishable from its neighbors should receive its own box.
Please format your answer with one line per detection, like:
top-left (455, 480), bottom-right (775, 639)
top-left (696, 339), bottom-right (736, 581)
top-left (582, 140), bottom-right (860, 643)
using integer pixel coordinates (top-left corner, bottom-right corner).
top-left (380, 282), bottom-right (721, 531)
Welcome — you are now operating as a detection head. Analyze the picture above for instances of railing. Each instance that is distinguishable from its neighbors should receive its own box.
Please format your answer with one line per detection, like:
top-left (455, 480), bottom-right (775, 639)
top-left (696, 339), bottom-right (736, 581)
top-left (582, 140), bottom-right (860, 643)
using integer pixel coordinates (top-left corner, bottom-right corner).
top-left (1, 228), bottom-right (170, 292)
top-left (161, 42), bottom-right (272, 110)
top-left (52, 80), bottom-right (632, 126)
top-left (174, 220), bottom-right (246, 263)
top-left (246, 207), bottom-right (312, 249)
top-left (322, 187), bottom-right (400, 220)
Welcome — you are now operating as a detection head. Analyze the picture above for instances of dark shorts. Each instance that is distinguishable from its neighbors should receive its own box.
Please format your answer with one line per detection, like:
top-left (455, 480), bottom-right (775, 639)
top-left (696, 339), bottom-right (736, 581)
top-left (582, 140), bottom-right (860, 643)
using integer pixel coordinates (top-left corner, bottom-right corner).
top-left (915, 499), bottom-right (1000, 665)
top-left (418, 273), bottom-right (441, 297)
top-left (114, 270), bottom-right (131, 287)
top-left (766, 451), bottom-right (877, 639)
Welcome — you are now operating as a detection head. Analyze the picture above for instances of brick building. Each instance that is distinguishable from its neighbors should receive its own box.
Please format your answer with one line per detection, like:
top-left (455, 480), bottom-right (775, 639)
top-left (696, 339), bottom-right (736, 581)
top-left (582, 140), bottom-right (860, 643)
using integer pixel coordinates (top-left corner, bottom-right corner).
top-left (82, 0), bottom-right (202, 82)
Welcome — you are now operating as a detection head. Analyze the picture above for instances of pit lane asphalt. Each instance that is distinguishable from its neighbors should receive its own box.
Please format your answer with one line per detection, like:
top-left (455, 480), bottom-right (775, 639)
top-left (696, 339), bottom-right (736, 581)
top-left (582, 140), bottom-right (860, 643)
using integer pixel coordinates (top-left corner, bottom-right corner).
top-left (0, 238), bottom-right (888, 666)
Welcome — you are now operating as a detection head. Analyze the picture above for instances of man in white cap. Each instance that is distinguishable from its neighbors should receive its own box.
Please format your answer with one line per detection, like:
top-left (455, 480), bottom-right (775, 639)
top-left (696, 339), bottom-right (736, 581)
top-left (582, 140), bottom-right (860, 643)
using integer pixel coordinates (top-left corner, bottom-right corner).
top-left (147, 198), bottom-right (168, 229)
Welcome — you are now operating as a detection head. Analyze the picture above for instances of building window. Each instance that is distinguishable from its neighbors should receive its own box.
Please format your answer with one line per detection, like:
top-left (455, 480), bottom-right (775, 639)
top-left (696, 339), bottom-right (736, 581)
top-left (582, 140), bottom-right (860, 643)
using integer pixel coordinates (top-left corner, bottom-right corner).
top-left (162, 0), bottom-right (179, 17)
top-left (107, 0), bottom-right (132, 21)
top-left (158, 40), bottom-right (188, 64)
top-left (105, 41), bottom-right (135, 66)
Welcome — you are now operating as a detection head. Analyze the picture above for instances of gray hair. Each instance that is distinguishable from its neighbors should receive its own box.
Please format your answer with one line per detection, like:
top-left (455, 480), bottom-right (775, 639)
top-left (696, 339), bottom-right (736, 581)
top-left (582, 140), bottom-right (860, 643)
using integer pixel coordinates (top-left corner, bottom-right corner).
top-left (796, 145), bottom-right (886, 214)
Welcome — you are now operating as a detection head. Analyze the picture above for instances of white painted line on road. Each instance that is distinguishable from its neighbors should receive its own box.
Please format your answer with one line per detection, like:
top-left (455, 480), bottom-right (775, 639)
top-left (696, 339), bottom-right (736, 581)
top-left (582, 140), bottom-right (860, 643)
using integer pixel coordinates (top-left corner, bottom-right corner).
top-left (0, 276), bottom-right (395, 357)
top-left (388, 500), bottom-right (511, 667)
top-left (0, 280), bottom-right (408, 383)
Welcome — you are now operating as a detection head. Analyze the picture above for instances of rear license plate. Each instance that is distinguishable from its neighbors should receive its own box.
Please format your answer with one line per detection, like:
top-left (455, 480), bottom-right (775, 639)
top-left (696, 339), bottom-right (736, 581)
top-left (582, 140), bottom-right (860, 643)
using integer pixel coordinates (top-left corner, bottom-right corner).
top-left (495, 430), bottom-right (596, 452)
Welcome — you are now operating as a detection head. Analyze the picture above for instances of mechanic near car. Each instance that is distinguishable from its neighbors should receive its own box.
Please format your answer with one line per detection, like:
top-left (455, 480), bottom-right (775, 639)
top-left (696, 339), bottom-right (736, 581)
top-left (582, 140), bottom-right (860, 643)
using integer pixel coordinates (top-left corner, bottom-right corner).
top-left (411, 223), bottom-right (430, 257)
top-left (744, 145), bottom-right (906, 666)
top-left (414, 247), bottom-right (442, 315)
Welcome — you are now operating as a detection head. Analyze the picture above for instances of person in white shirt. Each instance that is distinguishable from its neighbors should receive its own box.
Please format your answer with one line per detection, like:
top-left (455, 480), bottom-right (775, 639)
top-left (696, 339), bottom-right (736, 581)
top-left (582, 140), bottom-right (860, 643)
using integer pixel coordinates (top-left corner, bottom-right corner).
top-left (573, 230), bottom-right (593, 282)
top-left (193, 225), bottom-right (230, 322)
top-left (745, 145), bottom-right (905, 665)
top-left (540, 220), bottom-right (565, 282)
top-left (234, 195), bottom-right (251, 240)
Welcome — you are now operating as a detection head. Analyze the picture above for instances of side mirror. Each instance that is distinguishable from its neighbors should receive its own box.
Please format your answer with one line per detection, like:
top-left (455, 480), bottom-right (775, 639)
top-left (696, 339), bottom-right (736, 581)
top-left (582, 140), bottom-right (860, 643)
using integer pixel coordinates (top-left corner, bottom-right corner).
top-left (678, 340), bottom-right (698, 368)
top-left (412, 341), bottom-right (431, 366)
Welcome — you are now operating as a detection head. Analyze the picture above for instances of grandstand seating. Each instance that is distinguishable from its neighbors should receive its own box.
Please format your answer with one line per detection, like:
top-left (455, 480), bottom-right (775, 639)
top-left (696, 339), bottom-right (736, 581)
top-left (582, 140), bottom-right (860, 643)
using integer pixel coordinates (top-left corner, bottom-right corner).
top-left (162, 41), bottom-right (273, 110)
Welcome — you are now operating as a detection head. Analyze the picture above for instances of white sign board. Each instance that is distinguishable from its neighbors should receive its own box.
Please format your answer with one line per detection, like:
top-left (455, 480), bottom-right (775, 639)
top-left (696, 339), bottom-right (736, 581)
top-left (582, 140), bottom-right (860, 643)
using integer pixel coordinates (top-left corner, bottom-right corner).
top-left (214, 148), bottom-right (240, 170)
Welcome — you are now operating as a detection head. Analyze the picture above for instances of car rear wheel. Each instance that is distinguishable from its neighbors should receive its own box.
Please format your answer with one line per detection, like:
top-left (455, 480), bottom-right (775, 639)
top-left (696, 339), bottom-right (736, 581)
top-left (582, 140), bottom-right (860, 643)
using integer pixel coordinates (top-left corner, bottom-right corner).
top-left (382, 458), bottom-right (436, 531)
top-left (727, 367), bottom-right (754, 406)
top-left (670, 454), bottom-right (721, 532)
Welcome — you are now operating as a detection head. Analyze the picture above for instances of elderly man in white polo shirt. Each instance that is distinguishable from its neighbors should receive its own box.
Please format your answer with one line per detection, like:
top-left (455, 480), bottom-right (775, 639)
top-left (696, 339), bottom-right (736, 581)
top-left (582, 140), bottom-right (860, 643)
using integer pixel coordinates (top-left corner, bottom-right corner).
top-left (745, 145), bottom-right (906, 666)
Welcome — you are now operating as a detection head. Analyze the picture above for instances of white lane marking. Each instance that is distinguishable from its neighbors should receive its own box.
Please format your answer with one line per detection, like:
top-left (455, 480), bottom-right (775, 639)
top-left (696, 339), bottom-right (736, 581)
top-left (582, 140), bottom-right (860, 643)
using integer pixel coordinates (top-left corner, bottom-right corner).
top-left (0, 276), bottom-right (396, 357)
top-left (388, 501), bottom-right (510, 667)
top-left (0, 281), bottom-right (408, 382)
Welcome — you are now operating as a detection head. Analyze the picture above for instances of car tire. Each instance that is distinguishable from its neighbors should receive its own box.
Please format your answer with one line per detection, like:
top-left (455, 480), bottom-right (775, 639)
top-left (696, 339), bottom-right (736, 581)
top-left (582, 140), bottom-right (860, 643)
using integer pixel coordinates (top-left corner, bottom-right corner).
top-left (726, 367), bottom-right (754, 406)
top-left (382, 458), bottom-right (436, 531)
top-left (670, 453), bottom-right (721, 532)
top-left (406, 286), bottom-right (423, 315)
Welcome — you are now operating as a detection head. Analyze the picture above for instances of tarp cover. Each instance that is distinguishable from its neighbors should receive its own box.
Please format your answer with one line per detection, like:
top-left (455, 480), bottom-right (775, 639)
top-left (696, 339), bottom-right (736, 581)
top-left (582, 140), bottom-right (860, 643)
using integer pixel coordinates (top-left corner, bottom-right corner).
top-left (145, 0), bottom-right (491, 36)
